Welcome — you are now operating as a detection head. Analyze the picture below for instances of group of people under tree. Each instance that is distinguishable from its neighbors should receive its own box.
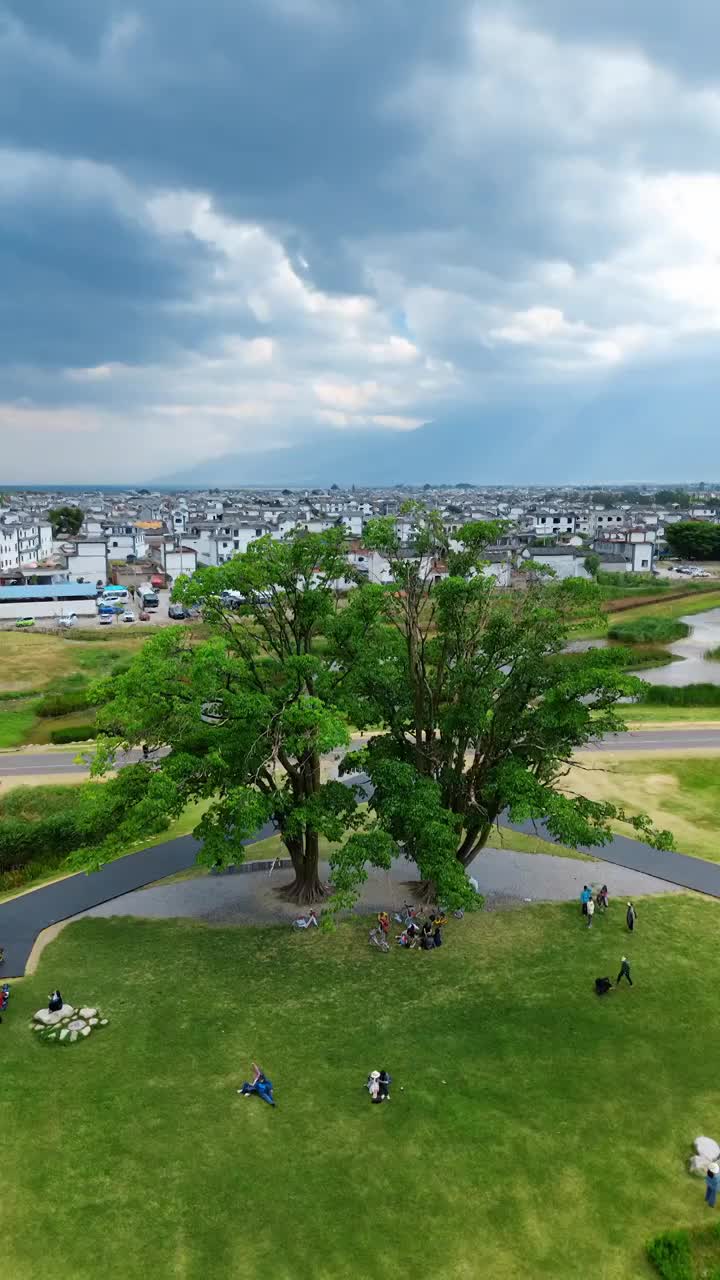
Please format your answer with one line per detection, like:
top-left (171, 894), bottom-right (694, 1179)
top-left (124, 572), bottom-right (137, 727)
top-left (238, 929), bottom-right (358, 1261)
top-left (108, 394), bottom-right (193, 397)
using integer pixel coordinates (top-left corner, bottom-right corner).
top-left (377, 909), bottom-right (444, 950)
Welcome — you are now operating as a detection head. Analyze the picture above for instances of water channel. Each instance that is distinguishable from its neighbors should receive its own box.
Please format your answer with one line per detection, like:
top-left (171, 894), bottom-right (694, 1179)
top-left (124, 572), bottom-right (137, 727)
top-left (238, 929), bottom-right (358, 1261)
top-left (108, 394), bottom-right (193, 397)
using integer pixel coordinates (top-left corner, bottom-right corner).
top-left (566, 607), bottom-right (720, 686)
top-left (635, 606), bottom-right (720, 686)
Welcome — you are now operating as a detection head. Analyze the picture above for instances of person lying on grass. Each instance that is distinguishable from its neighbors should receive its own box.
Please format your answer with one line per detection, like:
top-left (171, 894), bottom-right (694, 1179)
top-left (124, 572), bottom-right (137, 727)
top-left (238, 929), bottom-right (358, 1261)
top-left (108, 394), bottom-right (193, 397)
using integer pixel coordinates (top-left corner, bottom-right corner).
top-left (238, 1063), bottom-right (276, 1106)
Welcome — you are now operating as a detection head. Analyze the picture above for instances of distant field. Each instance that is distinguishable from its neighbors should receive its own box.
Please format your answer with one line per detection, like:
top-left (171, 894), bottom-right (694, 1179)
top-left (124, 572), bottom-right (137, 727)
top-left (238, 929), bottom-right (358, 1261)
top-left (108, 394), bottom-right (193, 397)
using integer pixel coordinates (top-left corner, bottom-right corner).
top-left (563, 755), bottom-right (720, 862)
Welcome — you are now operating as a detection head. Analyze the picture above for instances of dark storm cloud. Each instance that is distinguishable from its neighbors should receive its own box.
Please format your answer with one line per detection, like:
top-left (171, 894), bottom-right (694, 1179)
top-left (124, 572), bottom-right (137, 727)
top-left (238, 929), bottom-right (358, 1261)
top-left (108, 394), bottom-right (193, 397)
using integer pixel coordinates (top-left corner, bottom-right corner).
top-left (2, 0), bottom-right (720, 482)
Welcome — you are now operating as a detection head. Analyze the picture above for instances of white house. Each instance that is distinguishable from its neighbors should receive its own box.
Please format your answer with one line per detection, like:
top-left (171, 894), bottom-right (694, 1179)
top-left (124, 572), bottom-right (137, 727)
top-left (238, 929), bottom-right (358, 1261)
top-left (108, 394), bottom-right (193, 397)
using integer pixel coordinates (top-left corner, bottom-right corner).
top-left (0, 520), bottom-right (53, 574)
top-left (347, 545), bottom-right (393, 584)
top-left (64, 540), bottom-right (109, 587)
top-left (103, 525), bottom-right (147, 561)
top-left (530, 512), bottom-right (577, 537)
top-left (522, 546), bottom-right (591, 580)
top-left (593, 532), bottom-right (654, 573)
top-left (157, 543), bottom-right (198, 583)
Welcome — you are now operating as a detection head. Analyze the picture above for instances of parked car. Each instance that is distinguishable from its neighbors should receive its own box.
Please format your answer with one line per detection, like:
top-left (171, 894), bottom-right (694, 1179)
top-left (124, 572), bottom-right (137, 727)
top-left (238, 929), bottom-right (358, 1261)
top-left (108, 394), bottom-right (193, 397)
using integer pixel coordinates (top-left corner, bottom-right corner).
top-left (99, 613), bottom-right (114, 625)
top-left (122, 610), bottom-right (136, 623)
top-left (56, 613), bottom-right (78, 629)
top-left (15, 616), bottom-right (35, 629)
top-left (168, 603), bottom-right (186, 620)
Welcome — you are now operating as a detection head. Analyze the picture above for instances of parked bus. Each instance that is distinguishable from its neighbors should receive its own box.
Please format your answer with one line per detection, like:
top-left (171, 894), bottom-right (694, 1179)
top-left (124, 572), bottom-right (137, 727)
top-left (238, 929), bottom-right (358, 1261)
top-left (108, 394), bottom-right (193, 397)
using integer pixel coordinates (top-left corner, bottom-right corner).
top-left (139, 583), bottom-right (159, 609)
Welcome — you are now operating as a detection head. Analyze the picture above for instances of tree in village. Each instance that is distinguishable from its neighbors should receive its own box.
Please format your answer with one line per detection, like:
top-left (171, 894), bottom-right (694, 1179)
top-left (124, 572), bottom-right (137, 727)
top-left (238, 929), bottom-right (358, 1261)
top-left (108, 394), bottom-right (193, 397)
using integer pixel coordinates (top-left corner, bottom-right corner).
top-left (329, 504), bottom-right (672, 898)
top-left (48, 505), bottom-right (84, 537)
top-left (665, 520), bottom-right (720, 561)
top-left (89, 529), bottom-right (397, 904)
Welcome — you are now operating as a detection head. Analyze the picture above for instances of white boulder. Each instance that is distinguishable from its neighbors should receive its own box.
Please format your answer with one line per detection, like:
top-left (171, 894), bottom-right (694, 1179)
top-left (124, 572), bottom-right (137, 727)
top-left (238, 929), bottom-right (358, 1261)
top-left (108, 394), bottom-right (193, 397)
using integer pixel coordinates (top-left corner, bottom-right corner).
top-left (80, 1026), bottom-right (92, 1037)
top-left (89, 1018), bottom-right (99, 1026)
top-left (79, 1007), bottom-right (97, 1020)
top-left (67, 1019), bottom-right (87, 1032)
top-left (694, 1136), bottom-right (720, 1162)
top-left (69, 1030), bottom-right (78, 1043)
top-left (59, 1028), bottom-right (69, 1041)
top-left (33, 1004), bottom-right (74, 1027)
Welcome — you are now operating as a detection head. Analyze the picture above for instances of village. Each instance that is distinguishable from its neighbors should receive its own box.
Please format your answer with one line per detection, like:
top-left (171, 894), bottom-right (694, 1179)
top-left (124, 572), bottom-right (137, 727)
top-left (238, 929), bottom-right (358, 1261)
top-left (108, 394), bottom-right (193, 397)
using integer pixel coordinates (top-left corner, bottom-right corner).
top-left (0, 482), bottom-right (716, 626)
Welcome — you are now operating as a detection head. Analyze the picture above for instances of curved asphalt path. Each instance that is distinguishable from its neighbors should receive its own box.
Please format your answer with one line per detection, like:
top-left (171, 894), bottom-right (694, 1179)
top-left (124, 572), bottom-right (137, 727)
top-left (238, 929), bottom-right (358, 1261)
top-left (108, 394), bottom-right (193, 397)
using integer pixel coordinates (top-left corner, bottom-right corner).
top-left (2, 761), bottom-right (720, 975)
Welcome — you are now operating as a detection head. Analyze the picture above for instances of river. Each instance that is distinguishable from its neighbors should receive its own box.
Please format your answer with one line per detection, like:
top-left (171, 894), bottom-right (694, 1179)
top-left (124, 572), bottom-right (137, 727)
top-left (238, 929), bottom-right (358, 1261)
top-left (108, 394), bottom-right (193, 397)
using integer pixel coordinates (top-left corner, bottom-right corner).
top-left (634, 606), bottom-right (720, 686)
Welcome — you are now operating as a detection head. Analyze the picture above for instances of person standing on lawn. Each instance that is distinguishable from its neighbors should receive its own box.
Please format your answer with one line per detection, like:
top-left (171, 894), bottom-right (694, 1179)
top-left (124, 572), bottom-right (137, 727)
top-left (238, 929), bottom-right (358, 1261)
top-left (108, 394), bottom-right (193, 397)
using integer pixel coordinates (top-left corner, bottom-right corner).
top-left (706, 1163), bottom-right (719, 1208)
top-left (586, 897), bottom-right (595, 929)
top-left (580, 886), bottom-right (591, 916)
top-left (616, 957), bottom-right (633, 986)
top-left (596, 885), bottom-right (609, 912)
top-left (626, 902), bottom-right (637, 932)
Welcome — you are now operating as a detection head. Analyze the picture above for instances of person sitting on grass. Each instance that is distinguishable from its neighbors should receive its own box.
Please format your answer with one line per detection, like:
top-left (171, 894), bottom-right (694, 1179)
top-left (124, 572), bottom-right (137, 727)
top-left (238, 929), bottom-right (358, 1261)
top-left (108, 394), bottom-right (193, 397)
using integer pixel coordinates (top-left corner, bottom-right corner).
top-left (367, 1070), bottom-right (380, 1101)
top-left (421, 922), bottom-right (434, 950)
top-left (238, 1063), bottom-right (276, 1106)
top-left (396, 929), bottom-right (417, 949)
top-left (377, 1069), bottom-right (392, 1102)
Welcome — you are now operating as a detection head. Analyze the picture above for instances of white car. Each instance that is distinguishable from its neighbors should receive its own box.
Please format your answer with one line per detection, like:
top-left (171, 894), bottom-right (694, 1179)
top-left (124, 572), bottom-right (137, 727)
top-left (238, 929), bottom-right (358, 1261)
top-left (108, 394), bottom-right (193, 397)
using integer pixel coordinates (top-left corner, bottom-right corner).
top-left (56, 613), bottom-right (78, 629)
top-left (99, 613), bottom-right (114, 626)
top-left (122, 610), bottom-right (136, 623)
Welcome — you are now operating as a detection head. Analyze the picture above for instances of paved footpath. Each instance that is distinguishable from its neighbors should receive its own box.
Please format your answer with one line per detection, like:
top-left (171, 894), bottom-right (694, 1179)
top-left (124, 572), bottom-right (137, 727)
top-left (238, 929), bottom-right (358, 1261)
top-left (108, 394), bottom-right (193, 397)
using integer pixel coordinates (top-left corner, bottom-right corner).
top-left (2, 779), bottom-right (720, 977)
top-left (80, 850), bottom-right (681, 930)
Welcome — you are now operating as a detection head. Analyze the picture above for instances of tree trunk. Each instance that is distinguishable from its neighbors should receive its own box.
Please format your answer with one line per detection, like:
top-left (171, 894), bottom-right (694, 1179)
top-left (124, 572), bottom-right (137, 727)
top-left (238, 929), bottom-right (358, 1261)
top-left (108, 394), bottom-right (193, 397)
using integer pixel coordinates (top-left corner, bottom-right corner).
top-left (276, 829), bottom-right (327, 905)
top-left (456, 819), bottom-right (493, 868)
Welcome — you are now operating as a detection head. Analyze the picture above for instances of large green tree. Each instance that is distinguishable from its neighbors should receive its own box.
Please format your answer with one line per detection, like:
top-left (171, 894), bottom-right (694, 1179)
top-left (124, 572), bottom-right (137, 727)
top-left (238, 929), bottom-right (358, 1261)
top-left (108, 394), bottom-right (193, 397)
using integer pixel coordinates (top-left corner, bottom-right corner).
top-left (331, 505), bottom-right (671, 893)
top-left (91, 529), bottom-right (393, 904)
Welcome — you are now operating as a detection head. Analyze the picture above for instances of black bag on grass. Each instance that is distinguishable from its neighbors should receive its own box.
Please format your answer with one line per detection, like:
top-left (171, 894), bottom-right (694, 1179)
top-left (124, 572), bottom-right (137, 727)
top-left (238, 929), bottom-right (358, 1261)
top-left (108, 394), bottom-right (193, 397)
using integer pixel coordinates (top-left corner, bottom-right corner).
top-left (595, 977), bottom-right (612, 996)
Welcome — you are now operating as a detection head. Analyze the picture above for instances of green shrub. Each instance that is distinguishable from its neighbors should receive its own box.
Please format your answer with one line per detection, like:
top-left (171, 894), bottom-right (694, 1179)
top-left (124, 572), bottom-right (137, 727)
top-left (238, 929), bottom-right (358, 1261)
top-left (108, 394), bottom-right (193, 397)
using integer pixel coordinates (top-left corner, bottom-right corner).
top-left (608, 617), bottom-right (690, 644)
top-left (0, 688), bottom-right (42, 701)
top-left (36, 689), bottom-right (91, 717)
top-left (646, 1229), bottom-right (693, 1279)
top-left (639, 684), bottom-right (720, 707)
top-left (49, 724), bottom-right (99, 744)
top-left (706, 646), bottom-right (720, 662)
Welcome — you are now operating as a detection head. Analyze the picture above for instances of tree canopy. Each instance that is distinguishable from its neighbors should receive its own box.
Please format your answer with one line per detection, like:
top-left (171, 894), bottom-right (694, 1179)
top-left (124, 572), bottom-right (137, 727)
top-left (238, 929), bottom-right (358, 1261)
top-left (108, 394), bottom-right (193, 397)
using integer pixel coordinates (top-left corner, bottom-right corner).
top-left (665, 520), bottom-right (720, 561)
top-left (48, 505), bottom-right (84, 537)
top-left (331, 504), bottom-right (672, 895)
top-left (87, 512), bottom-right (672, 909)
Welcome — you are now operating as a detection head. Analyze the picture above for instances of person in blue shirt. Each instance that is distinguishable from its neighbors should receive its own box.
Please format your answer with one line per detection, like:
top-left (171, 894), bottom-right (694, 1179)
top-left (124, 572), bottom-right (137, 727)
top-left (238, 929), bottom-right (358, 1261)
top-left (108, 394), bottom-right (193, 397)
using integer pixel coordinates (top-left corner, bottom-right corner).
top-left (580, 886), bottom-right (591, 916)
top-left (238, 1063), bottom-right (276, 1106)
top-left (706, 1162), bottom-right (719, 1208)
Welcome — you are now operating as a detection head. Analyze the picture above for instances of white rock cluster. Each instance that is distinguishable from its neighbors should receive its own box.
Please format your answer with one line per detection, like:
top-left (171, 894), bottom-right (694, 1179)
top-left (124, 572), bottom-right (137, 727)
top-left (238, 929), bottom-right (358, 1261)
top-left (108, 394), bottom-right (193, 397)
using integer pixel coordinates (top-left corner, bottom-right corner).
top-left (688, 1135), bottom-right (720, 1176)
top-left (31, 1004), bottom-right (109, 1045)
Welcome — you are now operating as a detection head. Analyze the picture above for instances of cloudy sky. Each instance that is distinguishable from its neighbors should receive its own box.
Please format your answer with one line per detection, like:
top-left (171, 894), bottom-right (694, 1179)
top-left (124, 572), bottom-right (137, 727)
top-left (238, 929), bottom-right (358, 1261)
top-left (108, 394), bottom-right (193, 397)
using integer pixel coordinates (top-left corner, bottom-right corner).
top-left (3, 1), bottom-right (720, 484)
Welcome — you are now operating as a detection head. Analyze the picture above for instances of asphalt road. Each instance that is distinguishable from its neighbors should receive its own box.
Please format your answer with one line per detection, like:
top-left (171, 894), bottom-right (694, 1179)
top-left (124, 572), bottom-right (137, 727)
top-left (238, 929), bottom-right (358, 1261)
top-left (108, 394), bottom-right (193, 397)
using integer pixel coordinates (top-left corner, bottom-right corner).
top-left (585, 729), bottom-right (720, 752)
top-left (1, 727), bottom-right (719, 777)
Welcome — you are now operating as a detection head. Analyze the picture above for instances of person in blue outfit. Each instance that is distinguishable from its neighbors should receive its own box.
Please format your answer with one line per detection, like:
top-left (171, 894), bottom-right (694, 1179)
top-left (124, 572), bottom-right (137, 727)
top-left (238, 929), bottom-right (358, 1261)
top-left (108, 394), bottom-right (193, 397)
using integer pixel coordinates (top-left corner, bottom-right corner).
top-left (580, 886), bottom-right (591, 917)
top-left (238, 1062), bottom-right (276, 1106)
top-left (706, 1162), bottom-right (719, 1208)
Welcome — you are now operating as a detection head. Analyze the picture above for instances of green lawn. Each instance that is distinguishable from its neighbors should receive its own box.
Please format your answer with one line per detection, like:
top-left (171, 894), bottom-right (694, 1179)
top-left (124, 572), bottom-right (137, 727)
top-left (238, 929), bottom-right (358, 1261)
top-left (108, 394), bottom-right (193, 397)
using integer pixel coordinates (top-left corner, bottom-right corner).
top-left (2, 899), bottom-right (719, 1279)
top-left (565, 756), bottom-right (720, 862)
top-left (236, 822), bottom-right (596, 870)
top-left (622, 704), bottom-right (720, 723)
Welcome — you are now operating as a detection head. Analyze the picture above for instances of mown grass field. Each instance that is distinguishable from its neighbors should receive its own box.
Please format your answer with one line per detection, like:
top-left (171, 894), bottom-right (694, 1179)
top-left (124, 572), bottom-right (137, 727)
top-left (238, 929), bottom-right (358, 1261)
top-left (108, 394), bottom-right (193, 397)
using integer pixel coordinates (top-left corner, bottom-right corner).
top-left (0, 631), bottom-right (145, 747)
top-left (2, 899), bottom-right (718, 1280)
top-left (565, 755), bottom-right (720, 862)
